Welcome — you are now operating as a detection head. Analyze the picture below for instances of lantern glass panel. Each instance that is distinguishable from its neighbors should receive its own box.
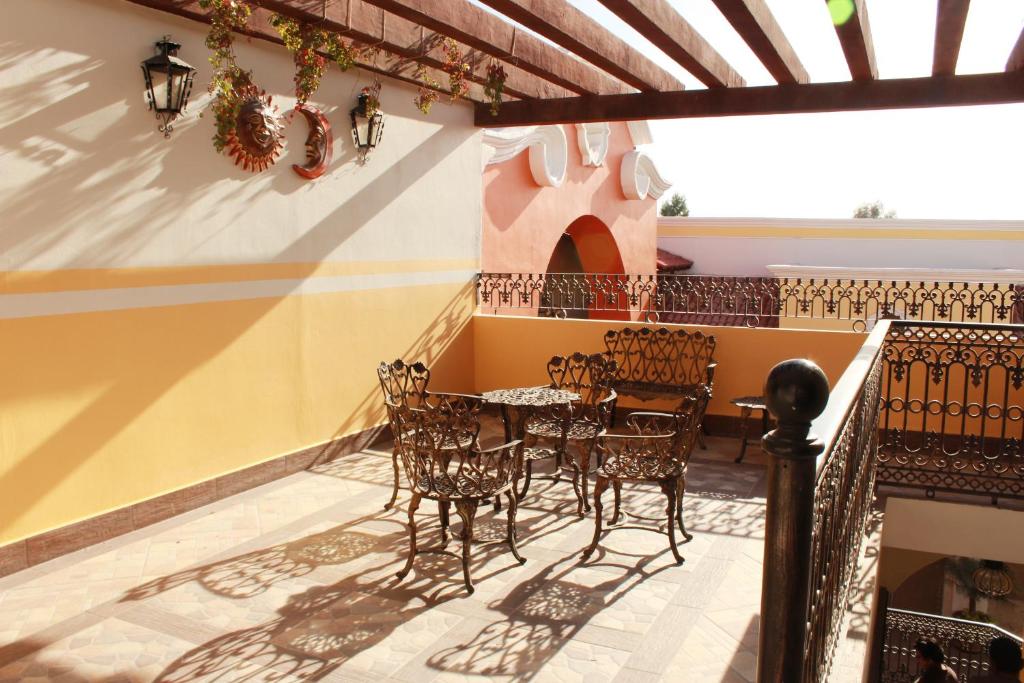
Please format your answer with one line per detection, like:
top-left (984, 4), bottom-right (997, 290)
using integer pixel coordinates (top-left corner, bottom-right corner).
top-left (355, 116), bottom-right (370, 148)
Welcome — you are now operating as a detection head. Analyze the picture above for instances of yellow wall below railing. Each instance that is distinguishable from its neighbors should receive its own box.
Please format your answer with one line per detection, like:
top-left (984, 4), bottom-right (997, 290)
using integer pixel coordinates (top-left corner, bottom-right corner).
top-left (0, 280), bottom-right (476, 548)
top-left (472, 315), bottom-right (866, 417)
top-left (2, 306), bottom-right (863, 551)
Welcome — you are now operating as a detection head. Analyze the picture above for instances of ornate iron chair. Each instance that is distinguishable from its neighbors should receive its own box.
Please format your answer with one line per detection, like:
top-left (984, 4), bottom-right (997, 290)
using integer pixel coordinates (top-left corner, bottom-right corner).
top-left (582, 387), bottom-right (708, 565)
top-left (392, 395), bottom-right (525, 594)
top-left (522, 352), bottom-right (618, 516)
top-left (378, 359), bottom-right (431, 510)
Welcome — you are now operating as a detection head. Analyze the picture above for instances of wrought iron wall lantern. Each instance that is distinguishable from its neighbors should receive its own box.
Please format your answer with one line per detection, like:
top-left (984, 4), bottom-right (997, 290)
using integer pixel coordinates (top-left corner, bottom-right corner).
top-left (141, 37), bottom-right (197, 138)
top-left (350, 92), bottom-right (384, 162)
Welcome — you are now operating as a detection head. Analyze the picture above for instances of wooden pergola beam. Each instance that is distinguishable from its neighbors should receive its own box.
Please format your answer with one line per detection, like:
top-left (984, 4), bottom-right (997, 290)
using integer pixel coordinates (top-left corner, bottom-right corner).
top-left (829, 0), bottom-right (878, 80)
top-left (351, 0), bottom-right (633, 95)
top-left (933, 0), bottom-right (970, 77)
top-left (476, 71), bottom-right (1024, 126)
top-left (475, 0), bottom-right (685, 92)
top-left (1007, 27), bottom-right (1024, 72)
top-left (261, 0), bottom-right (562, 100)
top-left (596, 0), bottom-right (743, 88)
top-left (128, 0), bottom-right (491, 101)
top-left (710, 0), bottom-right (808, 84)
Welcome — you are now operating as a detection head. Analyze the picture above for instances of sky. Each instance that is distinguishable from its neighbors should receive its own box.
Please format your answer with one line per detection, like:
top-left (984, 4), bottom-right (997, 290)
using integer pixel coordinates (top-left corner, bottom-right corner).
top-left (553, 1), bottom-right (1024, 219)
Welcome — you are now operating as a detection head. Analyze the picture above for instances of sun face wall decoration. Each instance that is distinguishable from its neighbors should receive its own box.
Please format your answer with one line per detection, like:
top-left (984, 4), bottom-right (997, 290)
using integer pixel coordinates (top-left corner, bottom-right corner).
top-left (292, 103), bottom-right (332, 180)
top-left (226, 86), bottom-right (285, 173)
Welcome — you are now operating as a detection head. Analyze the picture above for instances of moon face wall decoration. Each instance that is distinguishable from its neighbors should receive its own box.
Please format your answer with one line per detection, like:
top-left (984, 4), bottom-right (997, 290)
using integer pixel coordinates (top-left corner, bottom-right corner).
top-left (292, 104), bottom-right (332, 180)
top-left (226, 86), bottom-right (285, 173)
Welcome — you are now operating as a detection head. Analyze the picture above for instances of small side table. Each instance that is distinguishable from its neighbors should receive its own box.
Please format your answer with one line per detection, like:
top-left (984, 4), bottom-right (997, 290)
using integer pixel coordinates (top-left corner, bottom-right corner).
top-left (730, 396), bottom-right (770, 464)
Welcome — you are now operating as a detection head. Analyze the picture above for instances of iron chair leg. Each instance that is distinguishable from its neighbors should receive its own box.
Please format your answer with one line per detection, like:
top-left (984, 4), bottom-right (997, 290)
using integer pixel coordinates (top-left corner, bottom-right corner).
top-left (385, 447), bottom-right (401, 510)
top-left (676, 475), bottom-right (693, 541)
top-left (455, 500), bottom-right (479, 594)
top-left (439, 500), bottom-right (451, 547)
top-left (611, 480), bottom-right (623, 525)
top-left (582, 476), bottom-right (609, 561)
top-left (396, 493), bottom-right (422, 580)
top-left (505, 490), bottom-right (526, 564)
top-left (659, 479), bottom-right (684, 565)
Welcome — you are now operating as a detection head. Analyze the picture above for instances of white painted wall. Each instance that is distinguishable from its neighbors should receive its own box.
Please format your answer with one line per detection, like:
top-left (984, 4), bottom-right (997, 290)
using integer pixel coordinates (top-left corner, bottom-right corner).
top-left (658, 218), bottom-right (1024, 277)
top-left (882, 498), bottom-right (1024, 564)
top-left (1, 0), bottom-right (482, 272)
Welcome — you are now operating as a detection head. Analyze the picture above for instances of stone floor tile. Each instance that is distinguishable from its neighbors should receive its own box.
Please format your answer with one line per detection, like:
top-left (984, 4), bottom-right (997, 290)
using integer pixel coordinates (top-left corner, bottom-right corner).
top-left (0, 434), bottom-right (884, 682)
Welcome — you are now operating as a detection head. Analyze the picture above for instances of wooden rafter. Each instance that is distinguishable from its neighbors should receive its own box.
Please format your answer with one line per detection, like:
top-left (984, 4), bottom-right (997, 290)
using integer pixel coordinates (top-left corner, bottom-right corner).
top-left (933, 0), bottom-right (970, 77)
top-left (476, 71), bottom-right (1024, 126)
top-left (128, 0), bottom-right (491, 101)
top-left (709, 0), bottom-right (808, 84)
top-left (351, 0), bottom-right (633, 95)
top-left (475, 0), bottom-right (685, 92)
top-left (261, 0), bottom-right (565, 100)
top-left (829, 0), bottom-right (878, 80)
top-left (1008, 27), bottom-right (1024, 72)
top-left (596, 0), bottom-right (743, 88)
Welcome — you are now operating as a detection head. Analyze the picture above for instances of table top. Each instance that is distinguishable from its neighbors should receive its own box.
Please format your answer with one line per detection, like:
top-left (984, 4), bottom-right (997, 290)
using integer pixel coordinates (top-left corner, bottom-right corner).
top-left (481, 386), bottom-right (580, 406)
top-left (730, 395), bottom-right (767, 410)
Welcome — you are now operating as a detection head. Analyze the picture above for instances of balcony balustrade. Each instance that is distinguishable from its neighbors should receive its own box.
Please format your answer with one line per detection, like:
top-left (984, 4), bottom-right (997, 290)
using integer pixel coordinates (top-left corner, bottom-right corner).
top-left (477, 272), bottom-right (1024, 331)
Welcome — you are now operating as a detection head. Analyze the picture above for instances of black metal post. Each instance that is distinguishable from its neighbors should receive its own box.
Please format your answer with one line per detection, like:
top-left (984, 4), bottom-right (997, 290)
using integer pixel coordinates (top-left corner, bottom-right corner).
top-left (756, 359), bottom-right (830, 683)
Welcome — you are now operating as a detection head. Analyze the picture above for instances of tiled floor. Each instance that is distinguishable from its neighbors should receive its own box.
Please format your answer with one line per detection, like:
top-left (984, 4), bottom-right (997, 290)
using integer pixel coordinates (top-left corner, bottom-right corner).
top-left (0, 424), bottom-right (877, 682)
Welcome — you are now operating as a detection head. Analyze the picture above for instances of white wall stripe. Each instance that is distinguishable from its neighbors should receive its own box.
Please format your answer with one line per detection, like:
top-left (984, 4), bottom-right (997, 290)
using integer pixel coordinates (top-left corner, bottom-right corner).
top-left (0, 269), bottom-right (478, 320)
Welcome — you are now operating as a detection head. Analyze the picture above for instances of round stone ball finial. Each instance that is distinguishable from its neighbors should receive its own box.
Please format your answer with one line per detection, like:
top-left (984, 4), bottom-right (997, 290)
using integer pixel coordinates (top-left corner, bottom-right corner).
top-left (764, 359), bottom-right (830, 425)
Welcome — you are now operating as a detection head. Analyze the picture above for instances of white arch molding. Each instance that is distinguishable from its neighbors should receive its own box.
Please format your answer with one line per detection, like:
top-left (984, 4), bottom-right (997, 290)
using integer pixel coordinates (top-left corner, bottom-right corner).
top-left (481, 126), bottom-right (568, 187)
top-left (620, 150), bottom-right (672, 200)
top-left (575, 122), bottom-right (611, 166)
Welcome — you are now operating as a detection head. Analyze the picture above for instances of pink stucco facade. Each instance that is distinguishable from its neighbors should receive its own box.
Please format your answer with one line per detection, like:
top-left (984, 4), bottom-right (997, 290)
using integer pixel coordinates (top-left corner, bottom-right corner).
top-left (481, 123), bottom-right (658, 277)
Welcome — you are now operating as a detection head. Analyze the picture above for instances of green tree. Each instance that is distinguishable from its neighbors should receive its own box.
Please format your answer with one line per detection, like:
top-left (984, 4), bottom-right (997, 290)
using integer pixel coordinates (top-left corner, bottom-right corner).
top-left (853, 201), bottom-right (896, 218)
top-left (660, 192), bottom-right (689, 217)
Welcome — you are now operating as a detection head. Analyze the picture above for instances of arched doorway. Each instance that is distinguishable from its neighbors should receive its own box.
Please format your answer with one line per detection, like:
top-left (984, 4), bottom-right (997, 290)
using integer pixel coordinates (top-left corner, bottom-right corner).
top-left (541, 215), bottom-right (627, 320)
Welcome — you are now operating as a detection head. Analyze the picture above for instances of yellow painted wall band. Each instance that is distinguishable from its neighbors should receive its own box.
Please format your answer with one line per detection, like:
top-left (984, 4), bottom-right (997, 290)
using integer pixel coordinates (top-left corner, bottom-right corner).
top-left (1, 259), bottom-right (480, 294)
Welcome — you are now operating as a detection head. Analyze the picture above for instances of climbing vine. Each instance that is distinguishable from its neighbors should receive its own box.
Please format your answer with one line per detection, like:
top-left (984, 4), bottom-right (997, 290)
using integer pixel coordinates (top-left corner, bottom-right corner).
top-left (360, 78), bottom-right (382, 116)
top-left (201, 2), bottom-right (515, 147)
top-left (198, 0), bottom-right (253, 152)
top-left (441, 39), bottom-right (470, 102)
top-left (484, 60), bottom-right (507, 116)
top-left (413, 64), bottom-right (440, 114)
top-left (270, 16), bottom-right (364, 105)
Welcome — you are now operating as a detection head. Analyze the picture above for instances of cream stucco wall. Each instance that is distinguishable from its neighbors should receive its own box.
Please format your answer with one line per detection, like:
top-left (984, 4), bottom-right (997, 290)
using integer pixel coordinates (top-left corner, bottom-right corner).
top-left (0, 0), bottom-right (483, 546)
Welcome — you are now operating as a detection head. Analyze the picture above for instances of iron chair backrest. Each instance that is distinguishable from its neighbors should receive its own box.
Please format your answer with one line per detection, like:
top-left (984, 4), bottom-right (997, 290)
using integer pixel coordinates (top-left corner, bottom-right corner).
top-left (546, 352), bottom-right (618, 409)
top-left (393, 398), bottom-right (519, 500)
top-left (378, 359), bottom-right (431, 409)
top-left (601, 388), bottom-right (710, 478)
top-left (603, 326), bottom-right (717, 390)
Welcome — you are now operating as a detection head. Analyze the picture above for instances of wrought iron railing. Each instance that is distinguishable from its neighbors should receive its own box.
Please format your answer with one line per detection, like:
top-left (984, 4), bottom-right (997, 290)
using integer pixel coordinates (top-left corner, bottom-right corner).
top-left (757, 321), bottom-right (889, 682)
top-left (476, 272), bottom-right (1024, 331)
top-left (878, 321), bottom-right (1024, 502)
top-left (875, 605), bottom-right (1023, 682)
top-left (758, 320), bottom-right (1024, 682)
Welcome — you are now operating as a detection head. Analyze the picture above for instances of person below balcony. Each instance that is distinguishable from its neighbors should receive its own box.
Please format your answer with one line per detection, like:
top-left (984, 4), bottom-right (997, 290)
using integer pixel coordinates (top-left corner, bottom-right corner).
top-left (972, 636), bottom-right (1024, 683)
top-left (913, 638), bottom-right (959, 683)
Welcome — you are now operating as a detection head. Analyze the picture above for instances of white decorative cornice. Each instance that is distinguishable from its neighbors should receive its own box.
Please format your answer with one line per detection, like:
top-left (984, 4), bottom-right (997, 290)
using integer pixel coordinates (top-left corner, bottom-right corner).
top-left (575, 122), bottom-right (611, 167)
top-left (482, 126), bottom-right (567, 187)
top-left (620, 150), bottom-right (672, 200)
top-left (766, 264), bottom-right (1024, 284)
top-left (657, 216), bottom-right (1024, 232)
top-left (626, 120), bottom-right (654, 146)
